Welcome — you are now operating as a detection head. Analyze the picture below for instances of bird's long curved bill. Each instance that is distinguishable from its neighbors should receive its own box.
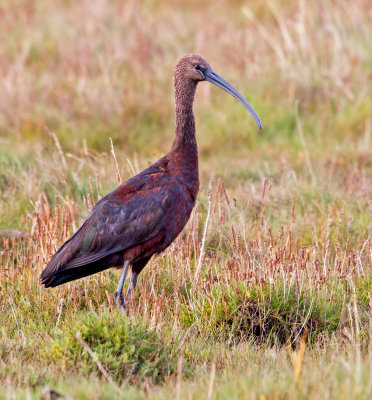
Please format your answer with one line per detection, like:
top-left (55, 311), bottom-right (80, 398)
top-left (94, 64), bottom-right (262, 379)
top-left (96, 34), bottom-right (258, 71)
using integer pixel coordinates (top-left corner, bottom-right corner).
top-left (204, 70), bottom-right (262, 130)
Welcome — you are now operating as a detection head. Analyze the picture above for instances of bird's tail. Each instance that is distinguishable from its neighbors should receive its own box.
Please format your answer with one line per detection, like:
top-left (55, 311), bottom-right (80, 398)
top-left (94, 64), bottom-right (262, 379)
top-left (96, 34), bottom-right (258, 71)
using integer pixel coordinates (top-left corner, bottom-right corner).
top-left (40, 261), bottom-right (112, 287)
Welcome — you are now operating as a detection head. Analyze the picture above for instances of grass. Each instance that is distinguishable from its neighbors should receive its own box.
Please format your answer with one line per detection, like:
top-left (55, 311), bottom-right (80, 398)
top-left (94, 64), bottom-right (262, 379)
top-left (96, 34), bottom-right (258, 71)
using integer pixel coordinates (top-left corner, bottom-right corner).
top-left (0, 0), bottom-right (371, 398)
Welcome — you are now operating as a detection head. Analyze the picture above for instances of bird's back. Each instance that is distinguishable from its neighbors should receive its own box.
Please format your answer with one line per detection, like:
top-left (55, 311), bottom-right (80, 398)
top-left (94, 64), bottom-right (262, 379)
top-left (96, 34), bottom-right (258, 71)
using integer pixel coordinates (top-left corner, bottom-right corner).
top-left (40, 155), bottom-right (197, 287)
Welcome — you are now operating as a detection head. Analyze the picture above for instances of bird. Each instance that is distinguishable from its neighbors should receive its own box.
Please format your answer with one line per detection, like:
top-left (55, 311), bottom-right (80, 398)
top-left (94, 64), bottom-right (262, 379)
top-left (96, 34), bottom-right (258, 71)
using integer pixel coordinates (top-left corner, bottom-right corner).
top-left (40, 54), bottom-right (262, 311)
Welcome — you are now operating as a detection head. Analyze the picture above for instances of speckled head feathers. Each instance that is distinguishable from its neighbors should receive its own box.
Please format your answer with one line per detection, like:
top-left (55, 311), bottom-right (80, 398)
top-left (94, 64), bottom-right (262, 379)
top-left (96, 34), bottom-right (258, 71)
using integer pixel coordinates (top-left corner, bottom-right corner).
top-left (175, 54), bottom-right (212, 83)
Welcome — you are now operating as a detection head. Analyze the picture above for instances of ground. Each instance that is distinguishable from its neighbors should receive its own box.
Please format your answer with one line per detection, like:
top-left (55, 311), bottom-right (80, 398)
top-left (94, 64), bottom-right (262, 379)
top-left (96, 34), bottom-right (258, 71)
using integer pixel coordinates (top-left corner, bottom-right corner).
top-left (0, 0), bottom-right (371, 399)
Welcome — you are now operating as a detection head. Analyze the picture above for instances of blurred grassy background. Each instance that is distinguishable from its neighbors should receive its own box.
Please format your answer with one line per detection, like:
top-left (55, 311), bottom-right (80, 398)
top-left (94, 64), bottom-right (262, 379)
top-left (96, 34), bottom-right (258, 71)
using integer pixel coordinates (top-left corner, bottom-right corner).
top-left (1, 0), bottom-right (371, 233)
top-left (0, 0), bottom-right (371, 399)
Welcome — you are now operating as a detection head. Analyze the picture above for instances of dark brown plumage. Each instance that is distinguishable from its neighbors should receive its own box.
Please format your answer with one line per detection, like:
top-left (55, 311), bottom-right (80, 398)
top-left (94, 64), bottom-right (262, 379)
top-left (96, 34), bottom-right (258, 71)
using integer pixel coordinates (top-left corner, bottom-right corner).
top-left (40, 54), bottom-right (262, 311)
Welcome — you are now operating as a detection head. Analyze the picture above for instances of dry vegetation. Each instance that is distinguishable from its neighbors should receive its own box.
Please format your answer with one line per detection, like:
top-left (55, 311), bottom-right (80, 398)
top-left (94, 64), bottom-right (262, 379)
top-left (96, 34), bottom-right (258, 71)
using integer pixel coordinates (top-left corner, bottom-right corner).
top-left (0, 0), bottom-right (371, 399)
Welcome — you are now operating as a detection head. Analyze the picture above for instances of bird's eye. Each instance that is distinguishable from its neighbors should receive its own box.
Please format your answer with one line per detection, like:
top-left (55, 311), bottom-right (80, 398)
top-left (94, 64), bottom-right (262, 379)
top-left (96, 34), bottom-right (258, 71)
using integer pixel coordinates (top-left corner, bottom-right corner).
top-left (195, 64), bottom-right (206, 79)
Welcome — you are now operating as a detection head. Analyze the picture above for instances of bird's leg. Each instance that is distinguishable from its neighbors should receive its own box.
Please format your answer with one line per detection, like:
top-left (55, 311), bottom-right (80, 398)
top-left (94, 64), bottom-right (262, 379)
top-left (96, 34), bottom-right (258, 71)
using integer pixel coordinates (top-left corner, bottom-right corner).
top-left (126, 272), bottom-right (138, 301)
top-left (114, 260), bottom-right (130, 312)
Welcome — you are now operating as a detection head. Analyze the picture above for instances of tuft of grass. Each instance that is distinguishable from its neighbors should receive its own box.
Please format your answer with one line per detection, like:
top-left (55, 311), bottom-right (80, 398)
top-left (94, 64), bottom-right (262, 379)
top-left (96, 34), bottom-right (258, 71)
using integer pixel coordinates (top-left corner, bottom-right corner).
top-left (180, 281), bottom-right (345, 345)
top-left (48, 311), bottom-right (186, 385)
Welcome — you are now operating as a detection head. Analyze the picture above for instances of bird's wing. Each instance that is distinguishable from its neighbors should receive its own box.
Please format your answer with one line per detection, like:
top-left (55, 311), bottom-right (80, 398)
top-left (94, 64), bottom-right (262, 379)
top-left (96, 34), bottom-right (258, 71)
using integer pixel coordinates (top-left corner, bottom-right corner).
top-left (41, 171), bottom-right (178, 277)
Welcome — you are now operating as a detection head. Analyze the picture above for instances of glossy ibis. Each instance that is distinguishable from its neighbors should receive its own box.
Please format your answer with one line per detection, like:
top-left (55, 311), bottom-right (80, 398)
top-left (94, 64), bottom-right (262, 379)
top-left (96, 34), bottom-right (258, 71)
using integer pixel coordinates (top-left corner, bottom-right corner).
top-left (40, 54), bottom-right (262, 311)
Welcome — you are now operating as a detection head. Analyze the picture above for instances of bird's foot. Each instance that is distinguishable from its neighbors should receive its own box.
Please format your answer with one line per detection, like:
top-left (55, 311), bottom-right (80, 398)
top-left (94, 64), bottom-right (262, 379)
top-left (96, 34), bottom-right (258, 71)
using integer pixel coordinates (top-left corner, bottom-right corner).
top-left (114, 290), bottom-right (126, 313)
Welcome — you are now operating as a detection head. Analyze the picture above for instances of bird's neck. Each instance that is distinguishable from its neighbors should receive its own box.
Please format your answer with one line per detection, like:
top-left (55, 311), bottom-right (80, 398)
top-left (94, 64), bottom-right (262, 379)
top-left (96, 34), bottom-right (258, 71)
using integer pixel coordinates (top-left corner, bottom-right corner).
top-left (172, 83), bottom-right (197, 154)
top-left (170, 80), bottom-right (199, 195)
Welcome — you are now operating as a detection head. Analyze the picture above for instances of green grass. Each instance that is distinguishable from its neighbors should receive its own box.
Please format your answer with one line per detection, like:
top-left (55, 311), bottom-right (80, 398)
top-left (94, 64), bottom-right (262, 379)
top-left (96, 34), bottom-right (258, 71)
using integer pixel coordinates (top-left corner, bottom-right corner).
top-left (48, 311), bottom-right (185, 384)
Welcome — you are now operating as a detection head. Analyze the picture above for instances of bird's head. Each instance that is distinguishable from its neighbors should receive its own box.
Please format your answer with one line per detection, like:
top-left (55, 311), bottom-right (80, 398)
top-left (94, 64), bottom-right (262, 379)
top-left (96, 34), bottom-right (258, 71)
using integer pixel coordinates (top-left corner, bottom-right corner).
top-left (175, 54), bottom-right (262, 130)
top-left (175, 54), bottom-right (212, 83)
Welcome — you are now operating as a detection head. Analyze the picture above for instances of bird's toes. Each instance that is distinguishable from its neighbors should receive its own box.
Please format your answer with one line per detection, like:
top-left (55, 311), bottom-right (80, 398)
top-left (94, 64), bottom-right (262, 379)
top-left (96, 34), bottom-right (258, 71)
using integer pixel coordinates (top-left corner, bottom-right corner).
top-left (114, 291), bottom-right (123, 306)
top-left (119, 296), bottom-right (126, 309)
top-left (114, 291), bottom-right (119, 305)
top-left (114, 291), bottom-right (127, 311)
